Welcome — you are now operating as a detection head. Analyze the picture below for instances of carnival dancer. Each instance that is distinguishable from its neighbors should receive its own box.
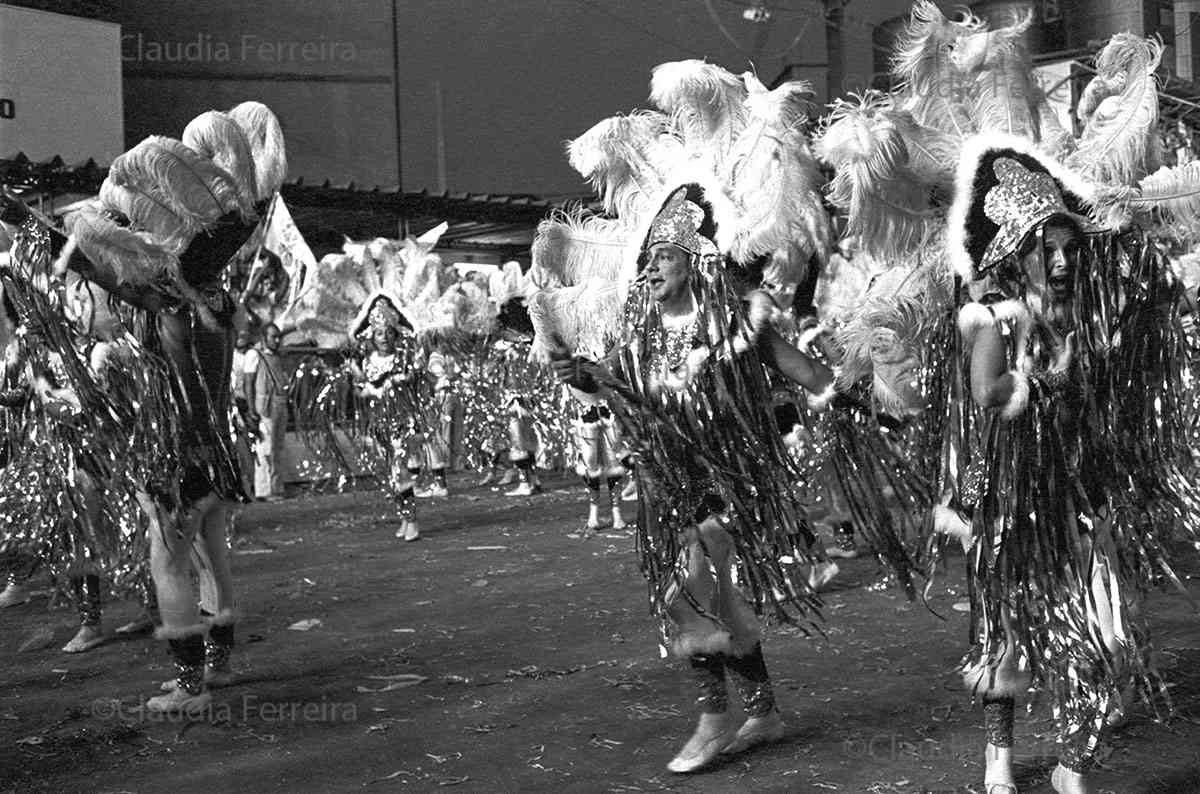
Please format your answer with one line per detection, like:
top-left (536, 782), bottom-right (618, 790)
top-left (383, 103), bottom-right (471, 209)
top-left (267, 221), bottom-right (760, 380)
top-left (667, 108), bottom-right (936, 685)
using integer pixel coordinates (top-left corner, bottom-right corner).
top-left (549, 185), bottom-right (837, 773)
top-left (570, 394), bottom-right (627, 532)
top-left (814, 9), bottom-right (1200, 788)
top-left (347, 293), bottom-right (421, 541)
top-left (3, 100), bottom-right (287, 712)
top-left (0, 286), bottom-right (36, 609)
top-left (502, 394), bottom-right (543, 496)
top-left (937, 135), bottom-right (1200, 794)
top-left (527, 59), bottom-right (866, 772)
top-left (415, 353), bottom-right (456, 498)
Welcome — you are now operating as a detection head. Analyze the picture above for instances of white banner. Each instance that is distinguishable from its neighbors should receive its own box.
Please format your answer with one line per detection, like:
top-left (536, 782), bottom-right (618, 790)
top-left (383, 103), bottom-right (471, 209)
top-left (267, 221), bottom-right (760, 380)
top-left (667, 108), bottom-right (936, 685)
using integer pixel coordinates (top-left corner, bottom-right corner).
top-left (262, 196), bottom-right (317, 306)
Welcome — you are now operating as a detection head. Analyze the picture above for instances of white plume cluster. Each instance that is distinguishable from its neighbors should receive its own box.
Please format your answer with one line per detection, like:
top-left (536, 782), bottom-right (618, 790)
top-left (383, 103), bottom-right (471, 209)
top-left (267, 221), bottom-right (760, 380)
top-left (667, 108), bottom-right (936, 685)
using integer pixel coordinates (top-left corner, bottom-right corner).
top-left (530, 59), bottom-right (831, 359)
top-left (65, 102), bottom-right (288, 298)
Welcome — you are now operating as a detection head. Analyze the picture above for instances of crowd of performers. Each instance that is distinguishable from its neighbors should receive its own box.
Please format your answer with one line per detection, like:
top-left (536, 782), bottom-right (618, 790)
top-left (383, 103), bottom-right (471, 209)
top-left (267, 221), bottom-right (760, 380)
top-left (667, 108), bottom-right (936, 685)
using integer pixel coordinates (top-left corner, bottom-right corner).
top-left (5, 3), bottom-right (1200, 792)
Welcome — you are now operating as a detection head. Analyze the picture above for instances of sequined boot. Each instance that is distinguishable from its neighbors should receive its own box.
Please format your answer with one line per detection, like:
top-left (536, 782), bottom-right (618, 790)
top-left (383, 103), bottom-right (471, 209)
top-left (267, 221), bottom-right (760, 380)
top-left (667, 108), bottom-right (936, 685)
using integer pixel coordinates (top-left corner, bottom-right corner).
top-left (607, 476), bottom-right (627, 529)
top-left (395, 488), bottom-right (420, 541)
top-left (505, 464), bottom-right (535, 496)
top-left (722, 644), bottom-right (785, 754)
top-left (147, 634), bottom-right (212, 713)
top-left (583, 477), bottom-right (602, 533)
top-left (63, 574), bottom-right (106, 653)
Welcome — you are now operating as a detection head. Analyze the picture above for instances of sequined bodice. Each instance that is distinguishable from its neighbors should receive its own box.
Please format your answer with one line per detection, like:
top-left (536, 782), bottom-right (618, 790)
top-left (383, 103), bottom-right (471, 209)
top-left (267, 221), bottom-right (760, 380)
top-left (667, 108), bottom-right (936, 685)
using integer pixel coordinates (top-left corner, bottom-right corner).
top-left (363, 352), bottom-right (403, 387)
top-left (646, 312), bottom-right (699, 377)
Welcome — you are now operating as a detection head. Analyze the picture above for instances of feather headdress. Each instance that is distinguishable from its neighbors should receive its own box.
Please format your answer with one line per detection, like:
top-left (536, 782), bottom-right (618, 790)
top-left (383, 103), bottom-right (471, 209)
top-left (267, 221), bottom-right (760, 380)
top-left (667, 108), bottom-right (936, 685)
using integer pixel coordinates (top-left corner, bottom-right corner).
top-left (1066, 34), bottom-right (1163, 187)
top-left (530, 60), bottom-right (831, 359)
top-left (816, 92), bottom-right (945, 261)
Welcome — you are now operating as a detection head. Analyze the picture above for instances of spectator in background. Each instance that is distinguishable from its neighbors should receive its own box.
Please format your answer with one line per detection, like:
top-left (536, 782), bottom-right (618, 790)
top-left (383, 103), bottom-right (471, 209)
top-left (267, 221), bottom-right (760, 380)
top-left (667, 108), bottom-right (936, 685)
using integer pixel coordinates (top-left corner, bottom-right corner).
top-left (1176, 119), bottom-right (1195, 166)
top-left (243, 323), bottom-right (290, 502)
top-left (230, 329), bottom-right (256, 498)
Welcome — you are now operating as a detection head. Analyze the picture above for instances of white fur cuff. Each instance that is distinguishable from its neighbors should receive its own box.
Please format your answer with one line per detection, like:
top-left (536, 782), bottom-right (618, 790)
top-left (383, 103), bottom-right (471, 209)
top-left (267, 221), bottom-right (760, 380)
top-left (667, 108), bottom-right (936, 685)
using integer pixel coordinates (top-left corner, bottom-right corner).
top-left (999, 370), bottom-right (1030, 420)
top-left (797, 323), bottom-right (825, 354)
top-left (806, 381), bottom-right (837, 413)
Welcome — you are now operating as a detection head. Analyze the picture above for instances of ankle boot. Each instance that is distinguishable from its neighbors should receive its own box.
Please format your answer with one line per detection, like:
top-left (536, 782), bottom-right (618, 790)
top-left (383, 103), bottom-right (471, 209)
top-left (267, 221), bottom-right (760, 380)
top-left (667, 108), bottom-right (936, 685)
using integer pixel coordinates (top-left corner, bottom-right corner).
top-left (148, 634), bottom-right (212, 713)
top-left (505, 465), bottom-right (534, 496)
top-left (722, 644), bottom-right (785, 754)
top-left (584, 477), bottom-right (602, 530)
top-left (63, 575), bottom-right (106, 653)
top-left (205, 623), bottom-right (235, 686)
top-left (607, 477), bottom-right (626, 528)
top-left (669, 654), bottom-right (735, 773)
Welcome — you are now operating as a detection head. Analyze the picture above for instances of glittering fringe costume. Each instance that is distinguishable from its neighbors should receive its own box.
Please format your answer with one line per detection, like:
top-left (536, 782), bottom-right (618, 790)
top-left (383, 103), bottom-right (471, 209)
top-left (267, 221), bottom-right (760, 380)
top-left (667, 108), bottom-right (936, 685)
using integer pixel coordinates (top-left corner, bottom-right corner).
top-left (528, 64), bottom-right (844, 769)
top-left (936, 135), bottom-right (1200, 772)
top-left (573, 393), bottom-right (627, 527)
top-left (3, 100), bottom-right (286, 706)
top-left (950, 230), bottom-right (1197, 765)
top-left (812, 9), bottom-right (1200, 781)
top-left (0, 222), bottom-right (183, 600)
top-left (599, 260), bottom-right (822, 655)
top-left (347, 296), bottom-right (424, 521)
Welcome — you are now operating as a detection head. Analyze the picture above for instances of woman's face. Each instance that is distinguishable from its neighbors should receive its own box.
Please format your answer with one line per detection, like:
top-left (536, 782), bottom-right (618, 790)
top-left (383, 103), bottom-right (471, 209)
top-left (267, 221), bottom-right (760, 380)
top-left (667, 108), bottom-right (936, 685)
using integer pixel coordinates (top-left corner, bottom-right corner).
top-left (1020, 221), bottom-right (1081, 311)
top-left (372, 325), bottom-right (398, 353)
top-left (644, 243), bottom-right (692, 304)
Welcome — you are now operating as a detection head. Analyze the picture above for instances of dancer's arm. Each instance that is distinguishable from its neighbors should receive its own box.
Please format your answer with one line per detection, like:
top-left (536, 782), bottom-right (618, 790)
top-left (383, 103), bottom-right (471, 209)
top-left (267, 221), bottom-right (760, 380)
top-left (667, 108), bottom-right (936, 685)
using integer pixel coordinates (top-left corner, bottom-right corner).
top-left (968, 323), bottom-right (1017, 408)
top-left (0, 196), bottom-right (169, 312)
top-left (755, 324), bottom-right (834, 394)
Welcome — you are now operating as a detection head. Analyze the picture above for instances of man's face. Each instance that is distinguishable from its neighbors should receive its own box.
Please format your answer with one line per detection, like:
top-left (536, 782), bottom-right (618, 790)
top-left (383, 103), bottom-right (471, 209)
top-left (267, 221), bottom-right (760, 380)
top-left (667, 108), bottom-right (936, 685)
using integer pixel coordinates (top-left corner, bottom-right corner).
top-left (264, 326), bottom-right (282, 351)
top-left (644, 243), bottom-right (692, 304)
top-left (235, 331), bottom-right (251, 351)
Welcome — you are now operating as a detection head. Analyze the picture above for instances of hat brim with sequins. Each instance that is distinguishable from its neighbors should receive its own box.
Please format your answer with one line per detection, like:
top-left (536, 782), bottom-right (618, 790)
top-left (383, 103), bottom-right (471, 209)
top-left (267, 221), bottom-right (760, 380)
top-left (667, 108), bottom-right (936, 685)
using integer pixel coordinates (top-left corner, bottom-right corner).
top-left (638, 184), bottom-right (721, 266)
top-left (348, 290), bottom-right (413, 339)
top-left (946, 133), bottom-right (1104, 281)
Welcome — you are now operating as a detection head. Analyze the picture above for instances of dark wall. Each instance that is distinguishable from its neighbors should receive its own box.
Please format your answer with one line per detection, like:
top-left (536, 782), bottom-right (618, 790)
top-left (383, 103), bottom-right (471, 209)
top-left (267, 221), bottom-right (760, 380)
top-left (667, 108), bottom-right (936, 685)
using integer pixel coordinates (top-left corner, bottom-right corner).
top-left (12, 0), bottom-right (915, 194)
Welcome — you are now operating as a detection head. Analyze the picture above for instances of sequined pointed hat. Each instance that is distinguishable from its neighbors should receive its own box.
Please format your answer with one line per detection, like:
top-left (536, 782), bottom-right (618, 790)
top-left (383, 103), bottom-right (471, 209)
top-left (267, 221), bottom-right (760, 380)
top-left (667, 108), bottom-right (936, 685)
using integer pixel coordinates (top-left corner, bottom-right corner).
top-left (947, 133), bottom-right (1102, 280)
top-left (641, 184), bottom-right (721, 262)
top-left (349, 290), bottom-right (412, 339)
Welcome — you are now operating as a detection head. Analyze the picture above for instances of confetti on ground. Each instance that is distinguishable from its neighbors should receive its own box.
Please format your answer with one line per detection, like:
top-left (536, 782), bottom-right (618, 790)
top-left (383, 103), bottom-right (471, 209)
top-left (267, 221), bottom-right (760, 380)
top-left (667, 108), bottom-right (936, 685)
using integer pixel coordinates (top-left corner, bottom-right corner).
top-left (288, 618), bottom-right (323, 631)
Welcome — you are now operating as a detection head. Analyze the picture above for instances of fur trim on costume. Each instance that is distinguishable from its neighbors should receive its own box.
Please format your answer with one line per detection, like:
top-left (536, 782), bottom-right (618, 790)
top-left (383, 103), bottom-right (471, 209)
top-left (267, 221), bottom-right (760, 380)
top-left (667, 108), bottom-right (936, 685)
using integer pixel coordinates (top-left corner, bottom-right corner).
top-left (797, 322), bottom-right (825, 353)
top-left (947, 132), bottom-right (1099, 281)
top-left (1000, 370), bottom-right (1030, 420)
top-left (154, 622), bottom-right (212, 640)
top-left (932, 504), bottom-right (973, 551)
top-left (957, 299), bottom-right (1030, 348)
top-left (203, 608), bottom-right (237, 627)
top-left (806, 381), bottom-right (837, 412)
top-left (666, 517), bottom-right (762, 658)
top-left (962, 655), bottom-right (1032, 699)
